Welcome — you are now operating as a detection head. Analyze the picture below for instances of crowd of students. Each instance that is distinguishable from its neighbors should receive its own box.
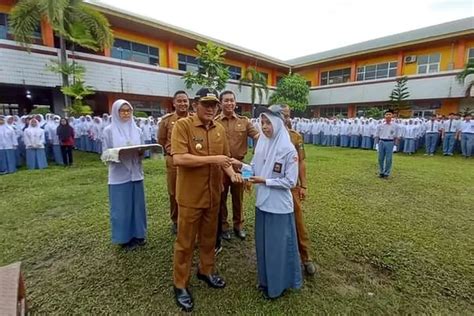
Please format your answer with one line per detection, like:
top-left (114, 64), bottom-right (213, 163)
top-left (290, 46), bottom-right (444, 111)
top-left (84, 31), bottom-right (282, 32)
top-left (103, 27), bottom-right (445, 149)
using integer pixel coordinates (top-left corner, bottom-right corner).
top-left (0, 113), bottom-right (160, 174)
top-left (278, 113), bottom-right (473, 157)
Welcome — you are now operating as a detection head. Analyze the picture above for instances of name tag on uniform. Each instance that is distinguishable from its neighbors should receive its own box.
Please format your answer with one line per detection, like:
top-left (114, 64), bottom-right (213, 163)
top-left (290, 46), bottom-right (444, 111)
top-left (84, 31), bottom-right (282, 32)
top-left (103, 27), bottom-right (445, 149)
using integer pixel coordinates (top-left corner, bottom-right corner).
top-left (273, 162), bottom-right (282, 173)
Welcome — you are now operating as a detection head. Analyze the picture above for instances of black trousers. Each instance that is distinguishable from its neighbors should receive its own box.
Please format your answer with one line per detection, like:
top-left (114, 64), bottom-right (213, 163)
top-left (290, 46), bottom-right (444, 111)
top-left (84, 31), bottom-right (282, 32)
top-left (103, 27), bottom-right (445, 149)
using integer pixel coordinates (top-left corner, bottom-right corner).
top-left (60, 145), bottom-right (74, 165)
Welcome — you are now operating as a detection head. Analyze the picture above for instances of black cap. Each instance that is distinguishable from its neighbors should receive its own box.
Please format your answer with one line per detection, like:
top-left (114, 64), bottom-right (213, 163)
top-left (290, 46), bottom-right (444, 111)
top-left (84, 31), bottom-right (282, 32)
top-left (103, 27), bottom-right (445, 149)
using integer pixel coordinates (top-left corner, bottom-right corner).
top-left (195, 88), bottom-right (219, 102)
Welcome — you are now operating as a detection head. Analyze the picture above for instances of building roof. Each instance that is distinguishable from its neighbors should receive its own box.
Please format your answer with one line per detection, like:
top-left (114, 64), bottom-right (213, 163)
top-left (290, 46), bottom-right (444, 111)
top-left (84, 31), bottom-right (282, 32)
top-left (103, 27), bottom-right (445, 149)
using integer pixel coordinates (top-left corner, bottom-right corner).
top-left (287, 17), bottom-right (474, 67)
top-left (87, 1), bottom-right (474, 70)
top-left (87, 0), bottom-right (289, 68)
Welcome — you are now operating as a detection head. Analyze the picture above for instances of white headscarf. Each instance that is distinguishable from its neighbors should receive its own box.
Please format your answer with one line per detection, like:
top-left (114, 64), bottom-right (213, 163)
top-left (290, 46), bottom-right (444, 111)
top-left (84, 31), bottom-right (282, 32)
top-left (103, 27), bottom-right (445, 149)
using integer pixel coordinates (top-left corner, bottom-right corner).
top-left (253, 112), bottom-right (296, 208)
top-left (110, 99), bottom-right (141, 148)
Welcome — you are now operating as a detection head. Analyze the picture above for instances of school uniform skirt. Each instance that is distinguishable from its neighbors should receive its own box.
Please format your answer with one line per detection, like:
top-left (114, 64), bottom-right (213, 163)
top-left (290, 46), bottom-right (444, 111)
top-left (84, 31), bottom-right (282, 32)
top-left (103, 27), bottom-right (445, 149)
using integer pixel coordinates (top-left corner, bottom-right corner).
top-left (52, 144), bottom-right (64, 165)
top-left (255, 208), bottom-right (302, 298)
top-left (16, 139), bottom-right (24, 167)
top-left (0, 149), bottom-right (16, 174)
top-left (26, 148), bottom-right (48, 170)
top-left (403, 138), bottom-right (416, 153)
top-left (108, 180), bottom-right (147, 244)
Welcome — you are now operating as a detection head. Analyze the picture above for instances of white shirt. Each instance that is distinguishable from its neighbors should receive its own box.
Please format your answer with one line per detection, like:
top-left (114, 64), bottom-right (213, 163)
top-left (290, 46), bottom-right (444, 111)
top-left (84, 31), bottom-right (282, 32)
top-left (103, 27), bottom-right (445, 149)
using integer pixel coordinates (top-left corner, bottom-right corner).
top-left (460, 120), bottom-right (474, 134)
top-left (425, 120), bottom-right (442, 133)
top-left (375, 121), bottom-right (400, 140)
top-left (442, 119), bottom-right (461, 133)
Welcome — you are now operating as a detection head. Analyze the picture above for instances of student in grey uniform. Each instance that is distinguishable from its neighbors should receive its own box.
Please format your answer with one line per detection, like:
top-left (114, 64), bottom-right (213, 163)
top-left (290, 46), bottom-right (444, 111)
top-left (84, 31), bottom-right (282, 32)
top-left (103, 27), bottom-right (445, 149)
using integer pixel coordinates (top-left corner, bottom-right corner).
top-left (442, 113), bottom-right (460, 156)
top-left (424, 116), bottom-right (441, 156)
top-left (458, 113), bottom-right (473, 158)
top-left (374, 110), bottom-right (400, 178)
top-left (249, 105), bottom-right (302, 299)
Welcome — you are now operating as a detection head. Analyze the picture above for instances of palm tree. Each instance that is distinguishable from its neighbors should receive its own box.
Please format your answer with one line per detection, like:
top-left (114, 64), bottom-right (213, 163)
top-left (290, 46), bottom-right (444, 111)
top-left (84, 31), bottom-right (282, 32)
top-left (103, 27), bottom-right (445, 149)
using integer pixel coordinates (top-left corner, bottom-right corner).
top-left (457, 60), bottom-right (474, 97)
top-left (9, 0), bottom-right (114, 107)
top-left (239, 67), bottom-right (269, 117)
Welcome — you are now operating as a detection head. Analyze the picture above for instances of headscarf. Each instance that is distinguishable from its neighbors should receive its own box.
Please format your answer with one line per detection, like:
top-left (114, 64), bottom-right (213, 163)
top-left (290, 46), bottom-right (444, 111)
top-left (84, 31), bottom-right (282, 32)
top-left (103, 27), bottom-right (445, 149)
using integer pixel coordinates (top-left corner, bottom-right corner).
top-left (109, 99), bottom-right (141, 148)
top-left (253, 112), bottom-right (296, 208)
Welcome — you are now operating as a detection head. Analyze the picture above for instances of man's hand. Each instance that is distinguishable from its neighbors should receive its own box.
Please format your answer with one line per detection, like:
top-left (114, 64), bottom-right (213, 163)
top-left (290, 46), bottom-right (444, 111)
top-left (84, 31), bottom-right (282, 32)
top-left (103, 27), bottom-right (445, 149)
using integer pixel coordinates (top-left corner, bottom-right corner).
top-left (230, 158), bottom-right (243, 168)
top-left (249, 176), bottom-right (265, 184)
top-left (231, 173), bottom-right (244, 184)
top-left (299, 187), bottom-right (307, 201)
top-left (213, 155), bottom-right (232, 168)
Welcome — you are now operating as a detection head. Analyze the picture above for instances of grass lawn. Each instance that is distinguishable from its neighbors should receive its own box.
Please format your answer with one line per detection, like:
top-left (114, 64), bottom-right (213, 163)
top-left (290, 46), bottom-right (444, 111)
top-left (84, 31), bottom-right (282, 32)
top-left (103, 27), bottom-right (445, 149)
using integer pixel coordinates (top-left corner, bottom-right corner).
top-left (0, 146), bottom-right (473, 314)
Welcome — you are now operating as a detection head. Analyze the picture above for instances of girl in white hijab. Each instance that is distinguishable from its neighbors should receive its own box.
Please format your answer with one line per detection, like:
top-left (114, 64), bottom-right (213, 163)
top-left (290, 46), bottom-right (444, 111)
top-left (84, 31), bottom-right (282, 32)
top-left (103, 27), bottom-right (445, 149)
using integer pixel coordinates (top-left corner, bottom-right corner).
top-left (23, 118), bottom-right (48, 169)
top-left (249, 105), bottom-right (302, 299)
top-left (0, 115), bottom-right (18, 174)
top-left (102, 99), bottom-right (147, 250)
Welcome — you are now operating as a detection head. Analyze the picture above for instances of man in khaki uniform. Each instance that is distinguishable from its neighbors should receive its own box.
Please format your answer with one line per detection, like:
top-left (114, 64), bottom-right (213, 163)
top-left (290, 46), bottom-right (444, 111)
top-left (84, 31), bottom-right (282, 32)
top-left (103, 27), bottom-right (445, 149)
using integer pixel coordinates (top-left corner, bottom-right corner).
top-left (158, 90), bottom-right (191, 234)
top-left (171, 88), bottom-right (243, 312)
top-left (281, 105), bottom-right (316, 275)
top-left (215, 90), bottom-right (259, 241)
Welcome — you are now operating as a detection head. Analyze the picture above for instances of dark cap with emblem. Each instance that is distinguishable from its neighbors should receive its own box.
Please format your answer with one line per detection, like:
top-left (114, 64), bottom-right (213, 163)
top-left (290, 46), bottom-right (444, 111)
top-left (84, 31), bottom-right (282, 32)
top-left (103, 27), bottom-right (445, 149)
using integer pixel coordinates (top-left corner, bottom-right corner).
top-left (195, 88), bottom-right (220, 103)
top-left (255, 104), bottom-right (285, 121)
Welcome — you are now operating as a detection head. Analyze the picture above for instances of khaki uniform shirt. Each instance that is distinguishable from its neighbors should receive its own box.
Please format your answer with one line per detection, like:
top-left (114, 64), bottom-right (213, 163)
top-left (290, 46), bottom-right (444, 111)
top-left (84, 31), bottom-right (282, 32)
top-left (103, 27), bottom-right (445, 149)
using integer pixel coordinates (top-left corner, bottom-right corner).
top-left (289, 129), bottom-right (305, 188)
top-left (171, 115), bottom-right (230, 209)
top-left (215, 113), bottom-right (259, 161)
top-left (158, 112), bottom-right (191, 155)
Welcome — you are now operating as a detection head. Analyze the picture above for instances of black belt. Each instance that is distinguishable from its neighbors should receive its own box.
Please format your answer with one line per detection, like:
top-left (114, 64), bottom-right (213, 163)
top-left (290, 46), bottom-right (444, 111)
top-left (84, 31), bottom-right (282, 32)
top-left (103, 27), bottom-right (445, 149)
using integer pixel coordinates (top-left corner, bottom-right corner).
top-left (380, 139), bottom-right (394, 142)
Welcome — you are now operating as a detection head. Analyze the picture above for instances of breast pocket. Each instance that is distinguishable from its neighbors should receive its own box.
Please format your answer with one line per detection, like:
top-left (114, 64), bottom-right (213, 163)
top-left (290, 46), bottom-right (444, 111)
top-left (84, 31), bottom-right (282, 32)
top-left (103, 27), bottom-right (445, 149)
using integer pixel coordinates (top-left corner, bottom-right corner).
top-left (235, 123), bottom-right (246, 134)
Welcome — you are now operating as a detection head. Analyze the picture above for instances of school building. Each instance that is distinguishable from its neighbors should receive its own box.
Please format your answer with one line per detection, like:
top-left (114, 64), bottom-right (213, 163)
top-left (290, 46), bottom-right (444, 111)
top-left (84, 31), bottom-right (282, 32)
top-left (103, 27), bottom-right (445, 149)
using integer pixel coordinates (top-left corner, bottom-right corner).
top-left (0, 0), bottom-right (473, 118)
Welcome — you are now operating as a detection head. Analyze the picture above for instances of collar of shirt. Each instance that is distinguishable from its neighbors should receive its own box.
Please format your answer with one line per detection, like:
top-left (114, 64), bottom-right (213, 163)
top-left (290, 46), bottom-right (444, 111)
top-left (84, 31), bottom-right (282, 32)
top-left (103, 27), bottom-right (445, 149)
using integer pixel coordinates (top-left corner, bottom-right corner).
top-left (216, 112), bottom-right (238, 120)
top-left (191, 115), bottom-right (216, 129)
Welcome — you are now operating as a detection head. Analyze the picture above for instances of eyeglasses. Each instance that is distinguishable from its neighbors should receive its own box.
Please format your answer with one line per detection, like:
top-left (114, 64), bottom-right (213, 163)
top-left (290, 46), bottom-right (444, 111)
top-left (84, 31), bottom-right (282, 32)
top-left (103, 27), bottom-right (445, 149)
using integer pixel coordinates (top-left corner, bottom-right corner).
top-left (119, 109), bottom-right (132, 113)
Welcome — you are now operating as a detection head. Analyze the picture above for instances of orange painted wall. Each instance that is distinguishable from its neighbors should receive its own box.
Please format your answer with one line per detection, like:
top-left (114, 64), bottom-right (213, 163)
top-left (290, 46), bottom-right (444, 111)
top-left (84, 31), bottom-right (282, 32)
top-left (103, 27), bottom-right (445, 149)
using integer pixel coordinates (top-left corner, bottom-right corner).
top-left (0, 0), bottom-right (13, 13)
top-left (295, 69), bottom-right (318, 86)
top-left (403, 43), bottom-right (457, 75)
top-left (438, 99), bottom-right (460, 116)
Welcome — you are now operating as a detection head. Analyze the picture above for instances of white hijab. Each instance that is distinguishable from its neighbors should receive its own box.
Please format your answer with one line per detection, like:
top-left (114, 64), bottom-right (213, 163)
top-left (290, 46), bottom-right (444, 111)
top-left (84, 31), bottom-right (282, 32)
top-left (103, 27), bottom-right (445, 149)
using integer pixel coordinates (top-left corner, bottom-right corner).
top-left (110, 99), bottom-right (141, 148)
top-left (253, 112), bottom-right (296, 208)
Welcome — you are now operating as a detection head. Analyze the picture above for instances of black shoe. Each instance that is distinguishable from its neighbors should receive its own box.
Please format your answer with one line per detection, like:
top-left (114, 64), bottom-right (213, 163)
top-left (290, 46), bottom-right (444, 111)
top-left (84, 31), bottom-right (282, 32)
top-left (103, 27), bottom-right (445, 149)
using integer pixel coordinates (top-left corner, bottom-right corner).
top-left (133, 238), bottom-right (146, 247)
top-left (214, 245), bottom-right (223, 256)
top-left (173, 287), bottom-right (193, 312)
top-left (221, 230), bottom-right (231, 241)
top-left (234, 229), bottom-right (246, 240)
top-left (171, 223), bottom-right (177, 235)
top-left (120, 240), bottom-right (138, 251)
top-left (196, 273), bottom-right (226, 289)
top-left (379, 174), bottom-right (384, 178)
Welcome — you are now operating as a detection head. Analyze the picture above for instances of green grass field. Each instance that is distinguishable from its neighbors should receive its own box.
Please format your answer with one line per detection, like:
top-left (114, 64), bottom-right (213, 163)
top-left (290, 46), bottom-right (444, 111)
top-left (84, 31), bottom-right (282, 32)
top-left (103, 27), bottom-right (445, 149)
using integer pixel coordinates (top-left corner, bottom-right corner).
top-left (0, 147), bottom-right (473, 314)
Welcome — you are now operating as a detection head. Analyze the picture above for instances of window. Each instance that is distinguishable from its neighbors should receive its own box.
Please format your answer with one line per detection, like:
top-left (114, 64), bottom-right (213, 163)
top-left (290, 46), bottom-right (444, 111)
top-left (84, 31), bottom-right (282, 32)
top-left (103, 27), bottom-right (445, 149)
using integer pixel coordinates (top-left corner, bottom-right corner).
top-left (111, 38), bottom-right (159, 66)
top-left (468, 48), bottom-right (474, 64)
top-left (357, 62), bottom-right (397, 81)
top-left (260, 72), bottom-right (269, 83)
top-left (226, 64), bottom-right (242, 80)
top-left (417, 53), bottom-right (440, 74)
top-left (319, 106), bottom-right (348, 118)
top-left (320, 68), bottom-right (351, 85)
top-left (178, 53), bottom-right (199, 72)
top-left (0, 13), bottom-right (41, 40)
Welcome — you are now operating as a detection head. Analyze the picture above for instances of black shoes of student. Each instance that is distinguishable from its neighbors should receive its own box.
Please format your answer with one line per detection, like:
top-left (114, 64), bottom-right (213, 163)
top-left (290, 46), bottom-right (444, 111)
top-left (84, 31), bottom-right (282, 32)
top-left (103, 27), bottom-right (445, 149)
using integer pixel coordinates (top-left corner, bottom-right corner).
top-left (120, 238), bottom-right (146, 251)
top-left (234, 229), bottom-right (246, 240)
top-left (196, 273), bottom-right (226, 289)
top-left (221, 230), bottom-right (231, 240)
top-left (171, 223), bottom-right (177, 235)
top-left (173, 287), bottom-right (193, 312)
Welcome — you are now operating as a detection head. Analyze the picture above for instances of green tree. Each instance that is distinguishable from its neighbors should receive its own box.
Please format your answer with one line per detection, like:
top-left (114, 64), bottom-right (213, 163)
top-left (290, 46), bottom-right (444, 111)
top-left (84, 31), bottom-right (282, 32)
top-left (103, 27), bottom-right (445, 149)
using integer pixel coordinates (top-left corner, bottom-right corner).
top-left (365, 107), bottom-right (384, 119)
top-left (457, 60), bottom-right (474, 97)
top-left (9, 0), bottom-right (113, 108)
top-left (182, 42), bottom-right (230, 91)
top-left (238, 67), bottom-right (269, 117)
top-left (48, 61), bottom-right (94, 116)
top-left (269, 74), bottom-right (309, 112)
top-left (389, 76), bottom-right (410, 112)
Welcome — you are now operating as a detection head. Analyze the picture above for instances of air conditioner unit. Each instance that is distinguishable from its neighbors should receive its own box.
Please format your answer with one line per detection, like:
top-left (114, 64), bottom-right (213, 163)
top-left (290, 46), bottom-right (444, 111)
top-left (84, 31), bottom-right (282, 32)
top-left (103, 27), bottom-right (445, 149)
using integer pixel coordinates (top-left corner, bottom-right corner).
top-left (404, 55), bottom-right (417, 64)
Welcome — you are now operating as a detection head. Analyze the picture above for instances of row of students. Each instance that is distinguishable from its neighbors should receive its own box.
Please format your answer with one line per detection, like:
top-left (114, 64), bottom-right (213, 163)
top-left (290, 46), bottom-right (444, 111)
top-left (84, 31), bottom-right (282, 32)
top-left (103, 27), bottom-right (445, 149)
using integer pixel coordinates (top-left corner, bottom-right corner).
top-left (286, 114), bottom-right (473, 157)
